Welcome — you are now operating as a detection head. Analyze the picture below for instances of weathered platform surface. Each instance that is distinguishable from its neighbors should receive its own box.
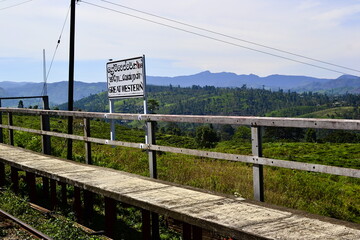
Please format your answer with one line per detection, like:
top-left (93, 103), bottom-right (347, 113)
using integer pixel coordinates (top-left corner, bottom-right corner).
top-left (0, 143), bottom-right (359, 240)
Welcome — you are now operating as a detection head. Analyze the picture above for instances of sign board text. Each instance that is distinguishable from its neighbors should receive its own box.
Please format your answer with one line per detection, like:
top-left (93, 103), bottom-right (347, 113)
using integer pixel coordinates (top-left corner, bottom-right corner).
top-left (106, 56), bottom-right (145, 99)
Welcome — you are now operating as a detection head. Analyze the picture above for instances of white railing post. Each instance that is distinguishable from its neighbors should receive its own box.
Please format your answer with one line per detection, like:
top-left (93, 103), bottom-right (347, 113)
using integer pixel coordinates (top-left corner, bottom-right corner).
top-left (147, 120), bottom-right (157, 179)
top-left (252, 126), bottom-right (264, 202)
top-left (109, 99), bottom-right (116, 141)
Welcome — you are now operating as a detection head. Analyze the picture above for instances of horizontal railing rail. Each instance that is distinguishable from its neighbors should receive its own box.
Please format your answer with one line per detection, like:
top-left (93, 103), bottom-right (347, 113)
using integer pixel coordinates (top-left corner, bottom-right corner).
top-left (0, 123), bottom-right (359, 179)
top-left (1, 107), bottom-right (360, 130)
top-left (0, 107), bottom-right (359, 202)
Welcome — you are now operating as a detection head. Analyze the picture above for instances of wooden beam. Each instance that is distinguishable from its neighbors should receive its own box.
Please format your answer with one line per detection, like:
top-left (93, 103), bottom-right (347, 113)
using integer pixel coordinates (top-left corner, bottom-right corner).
top-left (104, 197), bottom-right (117, 238)
top-left (42, 177), bottom-right (49, 199)
top-left (141, 209), bottom-right (151, 240)
top-left (26, 172), bottom-right (37, 203)
top-left (73, 187), bottom-right (82, 222)
top-left (60, 182), bottom-right (67, 205)
top-left (0, 162), bottom-right (5, 186)
top-left (50, 179), bottom-right (57, 210)
top-left (182, 222), bottom-right (191, 240)
top-left (193, 226), bottom-right (202, 240)
top-left (10, 167), bottom-right (18, 193)
top-left (83, 190), bottom-right (94, 225)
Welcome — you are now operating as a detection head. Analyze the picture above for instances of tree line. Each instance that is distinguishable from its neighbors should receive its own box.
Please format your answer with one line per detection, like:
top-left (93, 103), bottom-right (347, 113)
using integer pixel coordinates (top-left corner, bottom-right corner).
top-left (55, 84), bottom-right (360, 147)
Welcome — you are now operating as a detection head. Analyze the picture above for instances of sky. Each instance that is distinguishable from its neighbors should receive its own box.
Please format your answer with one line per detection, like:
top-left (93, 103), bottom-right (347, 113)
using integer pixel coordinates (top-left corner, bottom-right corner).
top-left (0, 0), bottom-right (359, 83)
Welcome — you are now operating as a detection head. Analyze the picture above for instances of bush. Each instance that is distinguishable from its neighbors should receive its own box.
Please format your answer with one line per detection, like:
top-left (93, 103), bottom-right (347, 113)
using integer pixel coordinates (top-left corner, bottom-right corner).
top-left (195, 124), bottom-right (219, 148)
top-left (232, 126), bottom-right (251, 142)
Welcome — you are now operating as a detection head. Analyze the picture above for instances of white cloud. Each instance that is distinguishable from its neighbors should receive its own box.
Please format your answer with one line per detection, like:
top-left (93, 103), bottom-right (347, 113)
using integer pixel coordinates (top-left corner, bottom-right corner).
top-left (0, 0), bottom-right (359, 82)
top-left (313, 4), bottom-right (360, 27)
top-left (297, 0), bottom-right (322, 10)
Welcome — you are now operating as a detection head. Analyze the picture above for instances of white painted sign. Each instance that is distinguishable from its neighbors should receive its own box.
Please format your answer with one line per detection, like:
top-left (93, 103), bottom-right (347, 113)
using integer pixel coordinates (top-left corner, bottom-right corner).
top-left (106, 56), bottom-right (145, 99)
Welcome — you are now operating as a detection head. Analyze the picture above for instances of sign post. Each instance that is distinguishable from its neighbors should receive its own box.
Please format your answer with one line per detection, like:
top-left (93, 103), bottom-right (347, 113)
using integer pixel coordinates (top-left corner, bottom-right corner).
top-left (109, 99), bottom-right (116, 141)
top-left (106, 55), bottom-right (159, 238)
top-left (106, 56), bottom-right (147, 141)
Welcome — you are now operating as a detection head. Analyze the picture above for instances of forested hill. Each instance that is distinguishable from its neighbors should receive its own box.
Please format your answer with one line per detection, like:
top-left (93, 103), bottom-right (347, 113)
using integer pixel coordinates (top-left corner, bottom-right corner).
top-left (58, 85), bottom-right (360, 118)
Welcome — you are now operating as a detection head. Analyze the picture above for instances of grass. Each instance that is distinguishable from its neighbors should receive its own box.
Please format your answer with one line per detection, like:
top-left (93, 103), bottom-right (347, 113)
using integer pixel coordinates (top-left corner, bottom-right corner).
top-left (2, 114), bottom-right (360, 226)
top-left (262, 142), bottom-right (360, 169)
top-left (299, 107), bottom-right (355, 118)
top-left (0, 189), bottom-right (106, 240)
top-left (154, 152), bottom-right (360, 223)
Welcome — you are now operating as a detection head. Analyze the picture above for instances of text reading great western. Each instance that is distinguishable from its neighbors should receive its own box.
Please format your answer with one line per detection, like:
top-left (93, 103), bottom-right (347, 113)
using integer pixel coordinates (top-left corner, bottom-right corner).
top-left (106, 57), bottom-right (145, 99)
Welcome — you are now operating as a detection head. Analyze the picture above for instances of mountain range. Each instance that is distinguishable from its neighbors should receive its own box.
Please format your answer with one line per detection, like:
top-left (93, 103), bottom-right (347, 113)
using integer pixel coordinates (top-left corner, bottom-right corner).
top-left (0, 81), bottom-right (106, 107)
top-left (0, 71), bottom-right (359, 107)
top-left (148, 71), bottom-right (335, 89)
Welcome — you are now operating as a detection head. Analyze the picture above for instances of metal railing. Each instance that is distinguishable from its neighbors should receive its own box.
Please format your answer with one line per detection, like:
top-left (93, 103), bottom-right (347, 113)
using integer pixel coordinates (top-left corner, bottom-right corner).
top-left (0, 107), bottom-right (359, 202)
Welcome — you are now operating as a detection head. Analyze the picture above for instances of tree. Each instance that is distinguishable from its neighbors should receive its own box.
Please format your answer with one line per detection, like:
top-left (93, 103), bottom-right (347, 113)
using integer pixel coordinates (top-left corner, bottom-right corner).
top-left (17, 100), bottom-right (24, 108)
top-left (232, 126), bottom-right (251, 142)
top-left (264, 127), bottom-right (304, 142)
top-left (305, 129), bottom-right (317, 143)
top-left (147, 99), bottom-right (159, 114)
top-left (165, 122), bottom-right (182, 136)
top-left (219, 124), bottom-right (235, 141)
top-left (321, 130), bottom-right (359, 143)
top-left (195, 124), bottom-right (219, 148)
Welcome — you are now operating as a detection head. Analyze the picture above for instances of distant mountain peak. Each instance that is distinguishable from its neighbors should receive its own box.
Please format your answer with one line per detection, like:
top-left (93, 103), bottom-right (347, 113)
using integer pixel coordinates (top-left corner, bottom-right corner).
top-left (337, 74), bottom-right (360, 80)
top-left (195, 70), bottom-right (212, 75)
top-left (148, 71), bottom-right (331, 89)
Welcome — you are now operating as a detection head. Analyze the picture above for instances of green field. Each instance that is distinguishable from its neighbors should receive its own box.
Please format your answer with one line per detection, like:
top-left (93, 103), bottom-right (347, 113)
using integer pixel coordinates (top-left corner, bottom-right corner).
top-left (2, 114), bottom-right (359, 225)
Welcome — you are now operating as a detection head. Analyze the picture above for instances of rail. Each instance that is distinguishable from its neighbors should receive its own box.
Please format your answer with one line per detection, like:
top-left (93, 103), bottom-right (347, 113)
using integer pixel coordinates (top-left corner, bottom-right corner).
top-left (0, 107), bottom-right (359, 203)
top-left (0, 208), bottom-right (53, 240)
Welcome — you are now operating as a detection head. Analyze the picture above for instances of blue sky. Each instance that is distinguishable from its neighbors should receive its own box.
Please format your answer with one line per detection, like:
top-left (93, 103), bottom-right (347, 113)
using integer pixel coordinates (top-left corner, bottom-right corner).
top-left (1, 0), bottom-right (359, 83)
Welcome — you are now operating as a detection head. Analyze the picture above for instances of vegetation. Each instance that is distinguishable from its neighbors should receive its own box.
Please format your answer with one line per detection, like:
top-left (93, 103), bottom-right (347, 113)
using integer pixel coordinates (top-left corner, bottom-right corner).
top-left (195, 124), bottom-right (219, 148)
top-left (58, 85), bottom-right (360, 118)
top-left (2, 112), bottom-right (359, 225)
top-left (1, 85), bottom-right (360, 238)
top-left (0, 189), bottom-right (106, 240)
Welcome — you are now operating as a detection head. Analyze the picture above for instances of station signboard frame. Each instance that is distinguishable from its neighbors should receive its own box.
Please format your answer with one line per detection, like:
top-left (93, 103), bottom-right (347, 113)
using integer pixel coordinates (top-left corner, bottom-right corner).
top-left (106, 56), bottom-right (146, 99)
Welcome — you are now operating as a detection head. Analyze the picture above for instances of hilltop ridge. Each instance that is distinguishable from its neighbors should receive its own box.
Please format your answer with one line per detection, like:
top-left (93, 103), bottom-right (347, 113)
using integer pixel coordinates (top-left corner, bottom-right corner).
top-left (0, 71), bottom-right (359, 107)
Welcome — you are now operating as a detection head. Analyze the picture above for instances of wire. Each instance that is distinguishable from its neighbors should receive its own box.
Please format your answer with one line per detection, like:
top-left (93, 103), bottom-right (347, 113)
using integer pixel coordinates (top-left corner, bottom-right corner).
top-left (41, 4), bottom-right (71, 96)
top-left (81, 1), bottom-right (352, 76)
top-left (100, 0), bottom-right (360, 75)
top-left (46, 4), bottom-right (70, 80)
top-left (0, 0), bottom-right (34, 11)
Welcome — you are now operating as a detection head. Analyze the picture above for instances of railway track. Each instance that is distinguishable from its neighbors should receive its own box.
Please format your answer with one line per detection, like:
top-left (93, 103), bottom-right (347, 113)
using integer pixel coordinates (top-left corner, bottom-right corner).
top-left (0, 208), bottom-right (53, 240)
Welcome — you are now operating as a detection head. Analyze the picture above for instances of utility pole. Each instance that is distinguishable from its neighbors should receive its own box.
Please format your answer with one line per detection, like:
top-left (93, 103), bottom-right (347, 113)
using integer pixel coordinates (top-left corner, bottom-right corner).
top-left (67, 0), bottom-right (77, 160)
top-left (43, 49), bottom-right (47, 96)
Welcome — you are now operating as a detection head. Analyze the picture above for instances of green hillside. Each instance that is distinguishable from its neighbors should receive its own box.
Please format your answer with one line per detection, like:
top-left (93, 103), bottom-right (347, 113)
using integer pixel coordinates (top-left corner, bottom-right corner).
top-left (299, 106), bottom-right (359, 119)
top-left (58, 85), bottom-right (360, 119)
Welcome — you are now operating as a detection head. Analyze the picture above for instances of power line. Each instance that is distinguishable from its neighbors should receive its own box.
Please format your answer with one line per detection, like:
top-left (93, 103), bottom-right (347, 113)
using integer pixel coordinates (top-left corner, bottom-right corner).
top-left (100, 0), bottom-right (360, 75)
top-left (41, 4), bottom-right (71, 96)
top-left (81, 1), bottom-right (353, 76)
top-left (0, 0), bottom-right (34, 11)
top-left (46, 4), bottom-right (71, 80)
